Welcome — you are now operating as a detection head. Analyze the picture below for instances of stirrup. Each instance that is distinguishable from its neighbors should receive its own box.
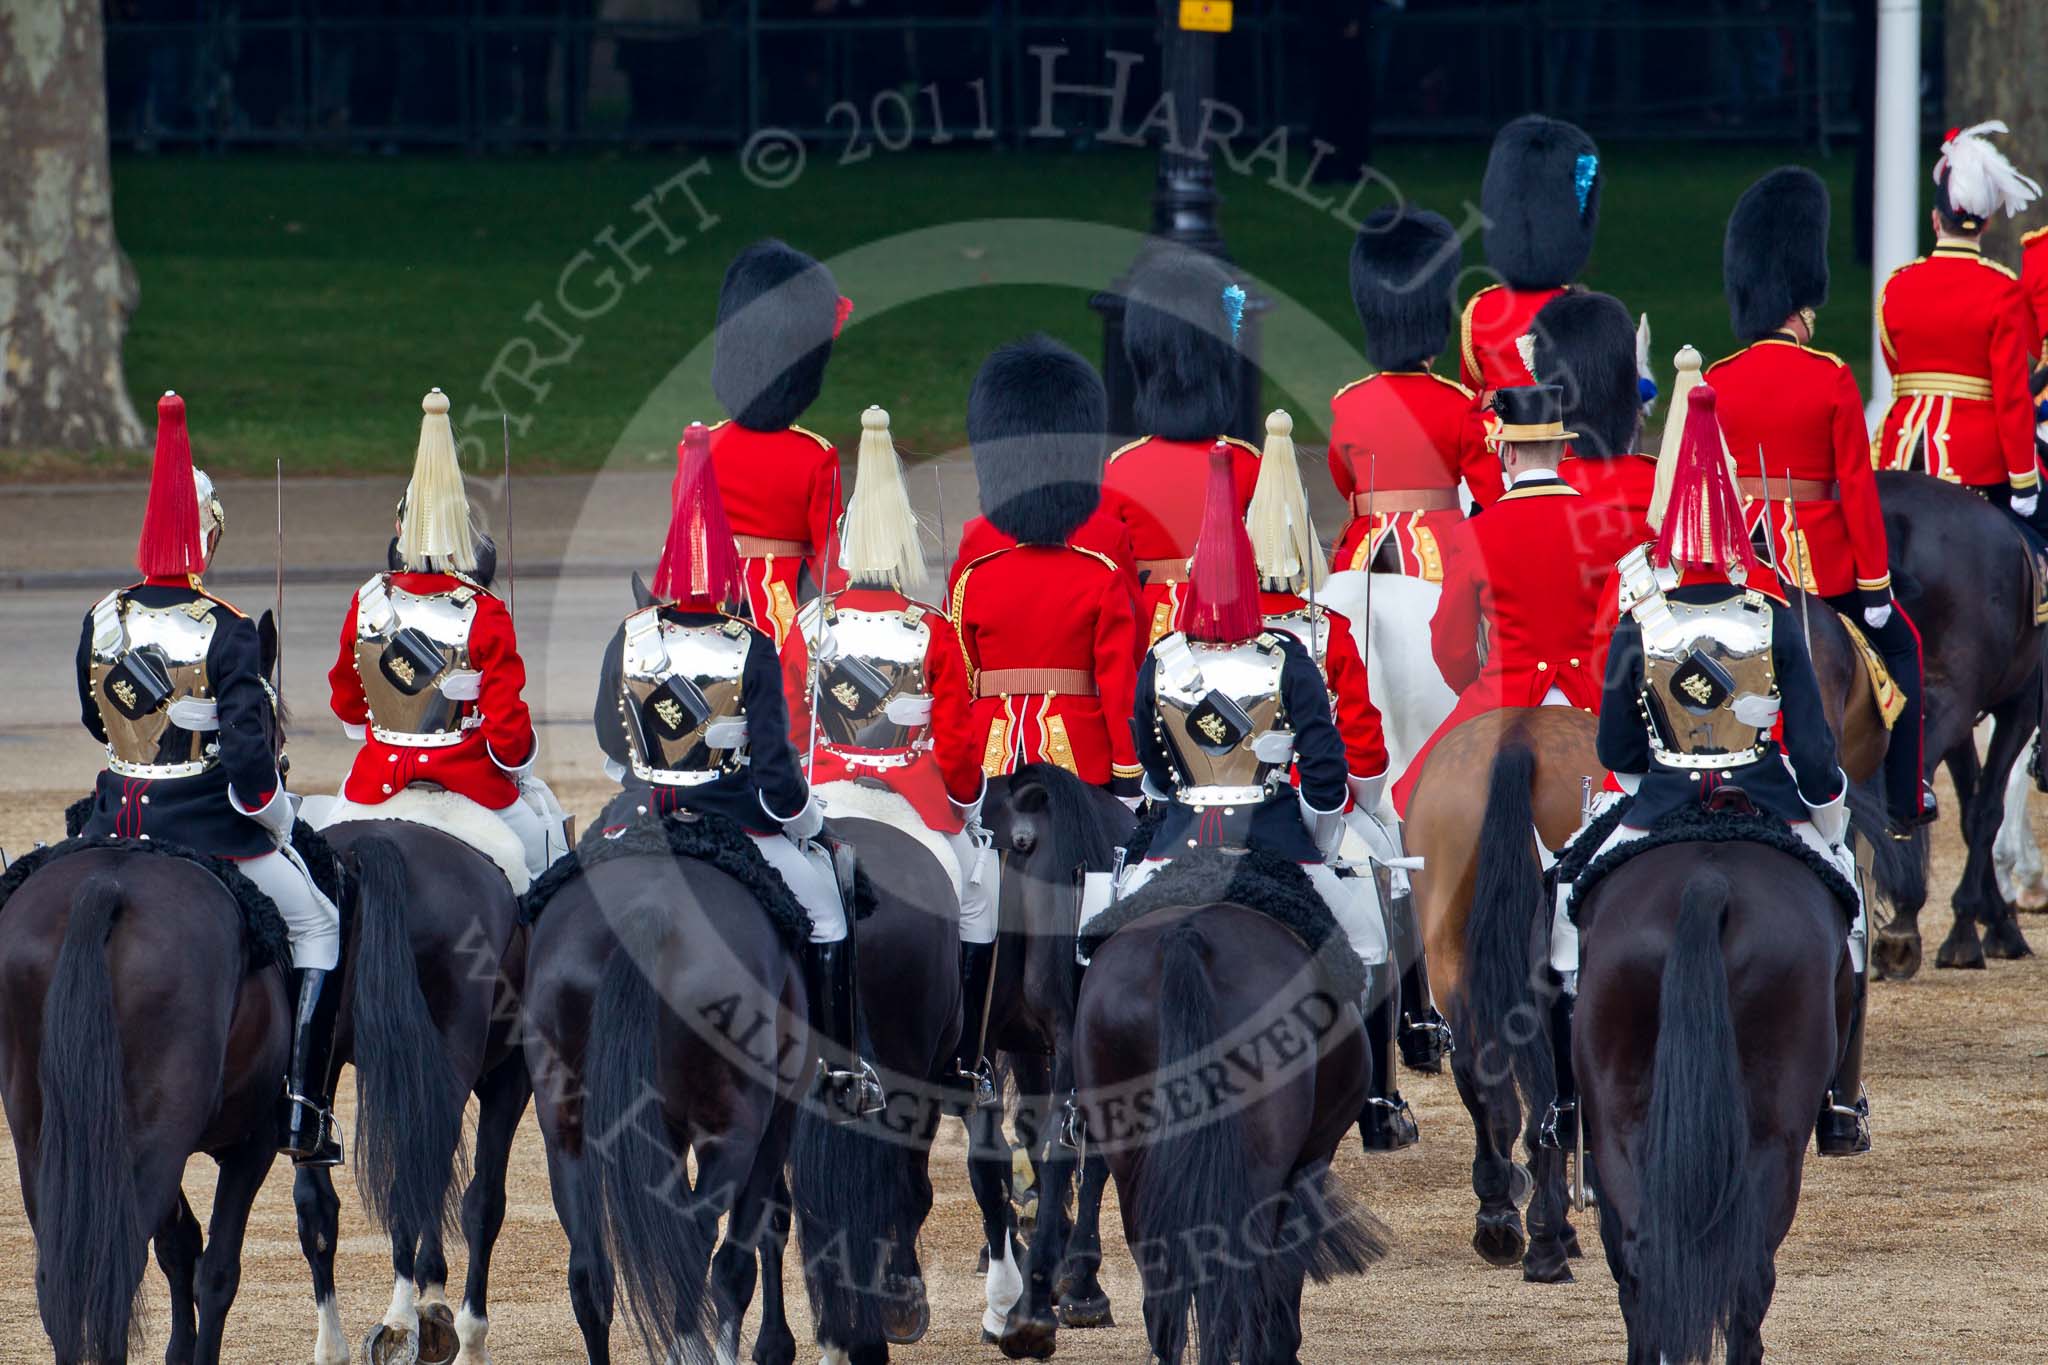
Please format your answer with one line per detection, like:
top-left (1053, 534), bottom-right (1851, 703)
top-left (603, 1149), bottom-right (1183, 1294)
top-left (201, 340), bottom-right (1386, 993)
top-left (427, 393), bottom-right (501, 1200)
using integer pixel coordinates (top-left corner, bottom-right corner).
top-left (1399, 1010), bottom-right (1455, 1070)
top-left (1360, 1094), bottom-right (1420, 1152)
top-left (1537, 1096), bottom-right (1578, 1152)
top-left (948, 1058), bottom-right (999, 1111)
top-left (281, 1093), bottom-right (343, 1168)
top-left (1057, 1095), bottom-right (1086, 1152)
top-left (1815, 1087), bottom-right (1872, 1157)
top-left (818, 1059), bottom-right (887, 1121)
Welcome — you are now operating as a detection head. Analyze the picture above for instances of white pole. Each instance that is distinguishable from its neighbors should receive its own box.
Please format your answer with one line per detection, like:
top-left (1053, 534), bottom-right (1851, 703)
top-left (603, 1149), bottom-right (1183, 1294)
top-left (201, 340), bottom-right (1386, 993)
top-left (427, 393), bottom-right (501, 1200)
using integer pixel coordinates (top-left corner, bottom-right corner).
top-left (1868, 0), bottom-right (1923, 429)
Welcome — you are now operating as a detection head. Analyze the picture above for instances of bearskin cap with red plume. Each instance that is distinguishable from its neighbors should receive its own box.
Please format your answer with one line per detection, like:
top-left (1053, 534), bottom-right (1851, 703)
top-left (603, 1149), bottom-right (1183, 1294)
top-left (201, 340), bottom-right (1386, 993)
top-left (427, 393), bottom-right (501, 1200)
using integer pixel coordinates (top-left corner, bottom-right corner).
top-left (1652, 383), bottom-right (1760, 583)
top-left (137, 391), bottom-right (207, 578)
top-left (653, 422), bottom-right (741, 607)
top-left (1182, 442), bottom-right (1262, 643)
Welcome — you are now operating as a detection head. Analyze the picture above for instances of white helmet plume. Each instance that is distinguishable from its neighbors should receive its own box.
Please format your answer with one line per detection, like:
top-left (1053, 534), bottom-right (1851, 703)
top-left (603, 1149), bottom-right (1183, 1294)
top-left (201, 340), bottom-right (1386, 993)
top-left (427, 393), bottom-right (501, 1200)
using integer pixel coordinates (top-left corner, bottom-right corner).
top-left (1244, 408), bottom-right (1328, 594)
top-left (840, 405), bottom-right (925, 591)
top-left (397, 388), bottom-right (478, 573)
top-left (1937, 121), bottom-right (2042, 222)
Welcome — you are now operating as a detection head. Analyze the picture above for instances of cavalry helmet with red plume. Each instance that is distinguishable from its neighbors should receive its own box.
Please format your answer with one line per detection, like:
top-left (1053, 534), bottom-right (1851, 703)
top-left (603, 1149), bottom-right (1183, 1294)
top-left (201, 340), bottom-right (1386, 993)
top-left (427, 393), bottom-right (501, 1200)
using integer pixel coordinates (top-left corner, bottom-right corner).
top-left (136, 391), bottom-right (220, 578)
top-left (1181, 442), bottom-right (1262, 643)
top-left (653, 421), bottom-right (742, 607)
top-left (1652, 383), bottom-right (1760, 585)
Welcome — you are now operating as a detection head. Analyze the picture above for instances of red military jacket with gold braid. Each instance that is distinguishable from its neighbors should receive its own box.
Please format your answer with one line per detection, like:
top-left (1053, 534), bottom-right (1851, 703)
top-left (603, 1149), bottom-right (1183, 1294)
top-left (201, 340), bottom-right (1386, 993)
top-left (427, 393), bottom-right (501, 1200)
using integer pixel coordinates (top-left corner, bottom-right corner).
top-left (2021, 225), bottom-right (2048, 358)
top-left (1327, 370), bottom-right (1502, 581)
top-left (1707, 335), bottom-right (1893, 600)
top-left (1874, 239), bottom-right (2040, 491)
top-left (1100, 433), bottom-right (1262, 647)
top-left (1460, 283), bottom-right (1570, 397)
top-left (948, 539), bottom-right (1141, 787)
top-left (707, 419), bottom-right (846, 646)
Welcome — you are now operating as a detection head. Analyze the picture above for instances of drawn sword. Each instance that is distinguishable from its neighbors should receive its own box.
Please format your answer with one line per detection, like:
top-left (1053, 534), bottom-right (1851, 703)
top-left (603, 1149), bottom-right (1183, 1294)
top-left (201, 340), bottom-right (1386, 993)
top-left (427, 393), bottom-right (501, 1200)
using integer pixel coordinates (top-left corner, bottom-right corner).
top-left (803, 462), bottom-right (844, 778)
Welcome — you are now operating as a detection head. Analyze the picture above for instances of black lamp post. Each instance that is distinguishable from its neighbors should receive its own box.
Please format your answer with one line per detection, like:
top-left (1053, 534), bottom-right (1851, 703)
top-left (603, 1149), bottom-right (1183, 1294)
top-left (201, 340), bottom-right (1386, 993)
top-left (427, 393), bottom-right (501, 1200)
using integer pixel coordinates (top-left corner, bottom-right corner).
top-left (1090, 0), bottom-right (1265, 445)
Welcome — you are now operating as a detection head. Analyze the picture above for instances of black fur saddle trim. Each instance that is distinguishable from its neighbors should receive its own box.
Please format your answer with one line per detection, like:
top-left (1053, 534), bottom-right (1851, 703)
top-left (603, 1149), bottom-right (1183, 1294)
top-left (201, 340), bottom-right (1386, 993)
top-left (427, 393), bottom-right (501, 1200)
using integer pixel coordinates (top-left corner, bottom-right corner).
top-left (1568, 803), bottom-right (1858, 928)
top-left (518, 809), bottom-right (877, 952)
top-left (1122, 802), bottom-right (1169, 864)
top-left (1078, 846), bottom-right (1369, 1005)
top-left (1552, 800), bottom-right (1629, 888)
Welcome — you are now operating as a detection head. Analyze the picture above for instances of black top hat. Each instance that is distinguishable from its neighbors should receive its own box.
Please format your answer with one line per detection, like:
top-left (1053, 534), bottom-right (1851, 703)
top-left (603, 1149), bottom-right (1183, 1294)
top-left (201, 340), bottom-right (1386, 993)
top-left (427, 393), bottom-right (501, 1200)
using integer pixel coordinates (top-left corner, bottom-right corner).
top-left (1491, 385), bottom-right (1578, 443)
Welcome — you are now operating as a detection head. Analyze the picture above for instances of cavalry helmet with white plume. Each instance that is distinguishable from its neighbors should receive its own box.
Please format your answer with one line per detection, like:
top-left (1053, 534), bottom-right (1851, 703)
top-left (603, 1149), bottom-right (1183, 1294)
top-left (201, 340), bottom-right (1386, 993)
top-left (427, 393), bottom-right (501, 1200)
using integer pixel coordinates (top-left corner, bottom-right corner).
top-left (395, 388), bottom-right (479, 574)
top-left (1934, 121), bottom-right (2042, 232)
top-left (841, 405), bottom-right (925, 591)
top-left (1244, 409), bottom-right (1328, 595)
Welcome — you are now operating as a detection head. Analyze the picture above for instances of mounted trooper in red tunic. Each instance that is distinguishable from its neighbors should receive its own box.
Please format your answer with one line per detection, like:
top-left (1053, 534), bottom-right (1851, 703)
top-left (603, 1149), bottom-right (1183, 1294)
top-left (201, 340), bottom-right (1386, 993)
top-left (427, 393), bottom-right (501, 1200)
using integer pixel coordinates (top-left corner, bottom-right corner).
top-left (76, 391), bottom-right (345, 1165)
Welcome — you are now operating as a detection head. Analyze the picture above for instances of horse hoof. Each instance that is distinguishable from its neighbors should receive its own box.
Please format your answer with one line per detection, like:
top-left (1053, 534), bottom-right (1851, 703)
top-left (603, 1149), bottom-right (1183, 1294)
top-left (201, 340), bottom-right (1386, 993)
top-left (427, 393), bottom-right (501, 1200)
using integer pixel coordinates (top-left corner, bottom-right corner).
top-left (881, 1275), bottom-right (929, 1345)
top-left (1057, 1289), bottom-right (1114, 1329)
top-left (363, 1325), bottom-right (420, 1365)
top-left (1523, 1247), bottom-right (1574, 1284)
top-left (1982, 917), bottom-right (2035, 960)
top-left (1000, 1313), bottom-right (1059, 1360)
top-left (1472, 1214), bottom-right (1526, 1268)
top-left (416, 1304), bottom-right (457, 1365)
top-left (1508, 1163), bottom-right (1533, 1208)
top-left (1935, 928), bottom-right (1987, 970)
top-left (1872, 929), bottom-right (1923, 980)
top-left (751, 1328), bottom-right (798, 1365)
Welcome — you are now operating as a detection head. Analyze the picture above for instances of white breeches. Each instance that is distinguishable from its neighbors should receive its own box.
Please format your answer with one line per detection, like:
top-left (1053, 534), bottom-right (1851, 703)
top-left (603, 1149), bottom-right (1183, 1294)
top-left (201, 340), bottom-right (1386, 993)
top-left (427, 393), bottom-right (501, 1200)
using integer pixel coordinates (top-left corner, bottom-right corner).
top-left (751, 833), bottom-right (848, 943)
top-left (238, 847), bottom-right (342, 971)
top-left (1097, 856), bottom-right (1389, 973)
top-left (495, 776), bottom-right (568, 877)
top-left (947, 828), bottom-right (999, 946)
top-left (1551, 818), bottom-right (1865, 982)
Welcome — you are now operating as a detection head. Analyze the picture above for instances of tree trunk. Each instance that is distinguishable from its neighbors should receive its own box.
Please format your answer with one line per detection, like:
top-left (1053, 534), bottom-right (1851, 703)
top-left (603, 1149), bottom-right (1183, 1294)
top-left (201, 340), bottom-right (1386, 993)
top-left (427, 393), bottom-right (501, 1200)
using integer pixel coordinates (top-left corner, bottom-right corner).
top-left (1945, 3), bottom-right (2048, 266)
top-left (0, 0), bottom-right (143, 451)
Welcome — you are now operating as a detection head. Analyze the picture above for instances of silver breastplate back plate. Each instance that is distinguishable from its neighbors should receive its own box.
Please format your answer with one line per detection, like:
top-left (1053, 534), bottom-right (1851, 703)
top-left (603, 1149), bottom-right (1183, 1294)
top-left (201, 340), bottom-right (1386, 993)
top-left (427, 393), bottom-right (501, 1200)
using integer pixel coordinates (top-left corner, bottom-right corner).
top-left (87, 591), bottom-right (220, 775)
top-left (1150, 633), bottom-right (1290, 806)
top-left (1635, 590), bottom-right (1776, 770)
top-left (1262, 607), bottom-right (1330, 670)
top-left (352, 574), bottom-right (480, 745)
top-left (619, 608), bottom-right (751, 785)
top-left (806, 603), bottom-right (932, 753)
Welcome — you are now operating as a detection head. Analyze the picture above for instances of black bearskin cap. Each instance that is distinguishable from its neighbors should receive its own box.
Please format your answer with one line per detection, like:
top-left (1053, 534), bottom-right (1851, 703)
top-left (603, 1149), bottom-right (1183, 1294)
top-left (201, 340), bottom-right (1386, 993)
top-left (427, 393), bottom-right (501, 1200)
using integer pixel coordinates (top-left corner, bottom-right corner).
top-left (1481, 114), bottom-right (1602, 290)
top-left (711, 239), bottom-right (839, 432)
top-left (968, 334), bottom-right (1108, 544)
top-left (1349, 207), bottom-right (1460, 371)
top-left (1723, 167), bottom-right (1830, 344)
top-left (1528, 291), bottom-right (1641, 460)
top-left (1122, 247), bottom-right (1241, 442)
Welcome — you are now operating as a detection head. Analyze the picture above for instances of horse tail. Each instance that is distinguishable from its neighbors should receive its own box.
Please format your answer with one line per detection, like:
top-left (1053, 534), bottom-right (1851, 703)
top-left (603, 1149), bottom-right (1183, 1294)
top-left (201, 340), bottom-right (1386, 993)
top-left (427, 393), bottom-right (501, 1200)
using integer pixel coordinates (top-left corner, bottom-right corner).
top-left (1461, 737), bottom-right (1555, 1105)
top-left (34, 875), bottom-right (147, 1363)
top-left (582, 906), bottom-right (714, 1357)
top-left (349, 832), bottom-right (465, 1240)
top-left (1848, 777), bottom-right (1925, 915)
top-left (788, 1062), bottom-right (919, 1350)
top-left (1635, 869), bottom-right (1764, 1364)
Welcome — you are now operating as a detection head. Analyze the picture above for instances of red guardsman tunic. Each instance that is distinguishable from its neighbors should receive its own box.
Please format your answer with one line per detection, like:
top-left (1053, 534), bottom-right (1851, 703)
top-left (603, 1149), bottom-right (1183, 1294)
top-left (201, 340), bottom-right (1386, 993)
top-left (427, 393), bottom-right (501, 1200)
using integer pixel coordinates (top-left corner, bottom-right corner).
top-left (1460, 283), bottom-right (1569, 398)
top-left (950, 505), bottom-right (1139, 611)
top-left (707, 419), bottom-right (847, 646)
top-left (1255, 590), bottom-right (1389, 782)
top-left (1100, 434), bottom-right (1262, 648)
top-left (1391, 475), bottom-right (1638, 814)
top-left (949, 540), bottom-right (1141, 787)
top-left (1708, 336), bottom-right (1893, 599)
top-left (1874, 239), bottom-right (2041, 492)
top-left (1558, 452), bottom-right (1660, 554)
top-left (1326, 371), bottom-right (1502, 581)
top-left (780, 586), bottom-right (983, 833)
top-left (328, 573), bottom-right (535, 811)
top-left (2021, 225), bottom-right (2048, 359)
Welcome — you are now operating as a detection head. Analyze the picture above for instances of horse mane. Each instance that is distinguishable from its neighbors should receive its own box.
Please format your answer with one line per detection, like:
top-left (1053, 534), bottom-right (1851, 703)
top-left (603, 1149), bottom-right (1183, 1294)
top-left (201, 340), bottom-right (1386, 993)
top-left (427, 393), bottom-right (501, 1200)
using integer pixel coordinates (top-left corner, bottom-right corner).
top-left (1010, 762), bottom-right (1124, 872)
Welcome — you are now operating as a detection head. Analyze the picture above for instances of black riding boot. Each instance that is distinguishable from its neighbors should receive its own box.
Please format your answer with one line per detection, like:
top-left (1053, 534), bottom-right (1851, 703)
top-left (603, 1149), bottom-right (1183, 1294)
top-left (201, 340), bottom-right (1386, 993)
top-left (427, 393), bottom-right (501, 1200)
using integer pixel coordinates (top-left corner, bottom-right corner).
top-left (1386, 884), bottom-right (1451, 1072)
top-left (280, 967), bottom-right (343, 1167)
top-left (945, 940), bottom-right (999, 1113)
top-left (1358, 987), bottom-right (1419, 1153)
top-left (805, 939), bottom-right (886, 1122)
top-left (1537, 989), bottom-right (1578, 1152)
top-left (1815, 962), bottom-right (1872, 1156)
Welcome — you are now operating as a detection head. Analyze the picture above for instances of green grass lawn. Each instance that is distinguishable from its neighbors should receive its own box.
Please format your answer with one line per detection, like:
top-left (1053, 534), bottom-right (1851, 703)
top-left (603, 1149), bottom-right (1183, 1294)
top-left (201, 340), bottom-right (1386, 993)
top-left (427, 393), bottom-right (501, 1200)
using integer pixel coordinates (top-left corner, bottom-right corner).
top-left (47, 139), bottom-right (1881, 477)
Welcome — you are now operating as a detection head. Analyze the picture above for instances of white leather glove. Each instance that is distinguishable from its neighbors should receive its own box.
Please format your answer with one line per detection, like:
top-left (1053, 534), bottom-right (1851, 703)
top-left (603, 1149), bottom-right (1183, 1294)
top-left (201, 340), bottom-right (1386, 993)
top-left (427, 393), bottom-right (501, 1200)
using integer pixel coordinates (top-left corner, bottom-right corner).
top-left (342, 720), bottom-right (367, 741)
top-left (1346, 771), bottom-right (1388, 815)
top-left (1863, 603), bottom-right (1893, 629)
top-left (1299, 792), bottom-right (1347, 859)
top-left (1803, 771), bottom-right (1850, 845)
top-left (949, 783), bottom-right (986, 830)
top-left (231, 777), bottom-right (294, 844)
top-left (1116, 794), bottom-right (1142, 813)
top-left (781, 794), bottom-right (826, 841)
top-left (489, 740), bottom-right (537, 782)
top-left (2014, 491), bottom-right (2040, 518)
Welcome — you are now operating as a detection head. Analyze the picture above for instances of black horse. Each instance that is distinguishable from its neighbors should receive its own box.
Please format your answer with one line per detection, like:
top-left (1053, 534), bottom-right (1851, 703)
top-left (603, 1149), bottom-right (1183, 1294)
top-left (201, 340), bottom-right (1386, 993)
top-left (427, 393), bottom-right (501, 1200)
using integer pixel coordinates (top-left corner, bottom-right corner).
top-left (977, 764), bottom-right (1133, 1359)
top-left (1875, 470), bottom-right (2047, 974)
top-left (1074, 889), bottom-right (1386, 1364)
top-left (1574, 845), bottom-right (1848, 1364)
top-left (0, 849), bottom-right (289, 1365)
top-left (292, 822), bottom-right (532, 1365)
top-left (778, 815), bottom-right (966, 1363)
top-left (522, 829), bottom-right (818, 1364)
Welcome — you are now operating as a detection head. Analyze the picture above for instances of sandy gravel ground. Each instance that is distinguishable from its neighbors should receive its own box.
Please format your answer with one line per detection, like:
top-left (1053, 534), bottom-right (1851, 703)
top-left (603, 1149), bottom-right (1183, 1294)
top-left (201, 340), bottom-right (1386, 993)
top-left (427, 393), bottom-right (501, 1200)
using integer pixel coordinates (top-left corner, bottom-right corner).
top-left (1, 779), bottom-right (2044, 1364)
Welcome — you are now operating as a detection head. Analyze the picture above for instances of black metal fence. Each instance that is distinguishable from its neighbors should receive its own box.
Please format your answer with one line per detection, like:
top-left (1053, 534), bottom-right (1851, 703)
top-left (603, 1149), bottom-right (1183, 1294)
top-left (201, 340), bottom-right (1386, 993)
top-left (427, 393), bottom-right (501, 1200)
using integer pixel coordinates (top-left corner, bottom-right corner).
top-left (106, 1), bottom-right (1901, 154)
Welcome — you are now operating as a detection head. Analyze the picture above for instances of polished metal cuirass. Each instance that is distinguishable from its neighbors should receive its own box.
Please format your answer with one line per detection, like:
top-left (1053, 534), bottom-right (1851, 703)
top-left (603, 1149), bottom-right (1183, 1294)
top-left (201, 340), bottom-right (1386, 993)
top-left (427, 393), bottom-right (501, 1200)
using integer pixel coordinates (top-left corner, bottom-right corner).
top-left (352, 574), bottom-right (480, 746)
top-left (1637, 591), bottom-right (1777, 770)
top-left (805, 603), bottom-right (932, 753)
top-left (1150, 633), bottom-right (1291, 806)
top-left (618, 607), bottom-right (751, 785)
top-left (87, 590), bottom-right (221, 776)
top-left (1262, 606), bottom-right (1331, 670)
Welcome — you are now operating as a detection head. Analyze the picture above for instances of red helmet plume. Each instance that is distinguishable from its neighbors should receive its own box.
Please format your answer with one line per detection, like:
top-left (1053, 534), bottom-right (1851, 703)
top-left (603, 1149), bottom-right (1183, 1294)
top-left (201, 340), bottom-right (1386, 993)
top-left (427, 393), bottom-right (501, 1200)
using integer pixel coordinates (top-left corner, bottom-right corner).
top-left (652, 422), bottom-right (741, 607)
top-left (136, 391), bottom-right (206, 578)
top-left (1652, 383), bottom-right (1761, 582)
top-left (1180, 442), bottom-right (1262, 643)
